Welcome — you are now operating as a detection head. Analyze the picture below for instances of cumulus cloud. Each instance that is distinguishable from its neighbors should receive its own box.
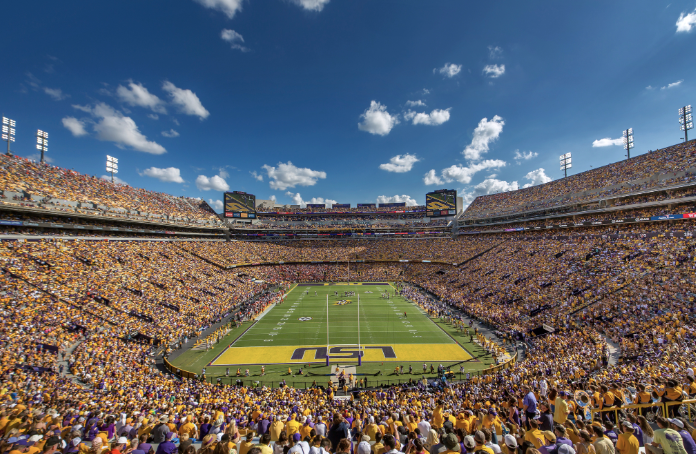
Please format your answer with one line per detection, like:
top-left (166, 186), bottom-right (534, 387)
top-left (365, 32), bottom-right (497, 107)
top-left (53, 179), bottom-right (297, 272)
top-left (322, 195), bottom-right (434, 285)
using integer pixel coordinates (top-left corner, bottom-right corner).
top-left (676, 9), bottom-right (696, 32)
top-left (141, 167), bottom-right (185, 183)
top-left (221, 29), bottom-right (249, 52)
top-left (379, 154), bottom-right (419, 173)
top-left (404, 108), bottom-right (451, 126)
top-left (285, 192), bottom-right (337, 208)
top-left (483, 64), bottom-right (505, 78)
top-left (84, 103), bottom-right (166, 155)
top-left (406, 100), bottom-right (426, 107)
top-left (250, 170), bottom-right (263, 181)
top-left (100, 175), bottom-right (128, 185)
top-left (592, 137), bottom-right (623, 147)
top-left (208, 199), bottom-right (224, 211)
top-left (513, 150), bottom-right (538, 163)
top-left (358, 101), bottom-right (399, 135)
top-left (661, 80), bottom-right (683, 90)
top-left (116, 81), bottom-right (167, 113)
top-left (26, 153), bottom-right (54, 163)
top-left (262, 161), bottom-right (326, 190)
top-left (196, 174), bottom-right (230, 191)
top-left (488, 45), bottom-right (503, 59)
top-left (290, 0), bottom-right (330, 11)
top-left (161, 129), bottom-right (180, 138)
top-left (462, 115), bottom-right (505, 160)
top-left (522, 168), bottom-right (552, 188)
top-left (434, 63), bottom-right (462, 78)
top-left (376, 194), bottom-right (418, 206)
top-left (423, 169), bottom-right (444, 185)
top-left (162, 81), bottom-right (210, 119)
top-left (440, 159), bottom-right (507, 184)
top-left (43, 87), bottom-right (69, 101)
top-left (62, 117), bottom-right (88, 137)
top-left (193, 0), bottom-right (243, 19)
top-left (269, 195), bottom-right (277, 202)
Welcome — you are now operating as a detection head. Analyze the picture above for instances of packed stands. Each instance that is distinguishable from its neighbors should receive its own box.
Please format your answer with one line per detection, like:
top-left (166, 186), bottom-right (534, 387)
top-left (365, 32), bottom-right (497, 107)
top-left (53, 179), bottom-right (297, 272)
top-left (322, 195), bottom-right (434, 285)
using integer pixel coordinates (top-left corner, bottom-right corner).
top-left (461, 141), bottom-right (696, 220)
top-left (0, 155), bottom-right (222, 226)
top-left (2, 144), bottom-right (696, 454)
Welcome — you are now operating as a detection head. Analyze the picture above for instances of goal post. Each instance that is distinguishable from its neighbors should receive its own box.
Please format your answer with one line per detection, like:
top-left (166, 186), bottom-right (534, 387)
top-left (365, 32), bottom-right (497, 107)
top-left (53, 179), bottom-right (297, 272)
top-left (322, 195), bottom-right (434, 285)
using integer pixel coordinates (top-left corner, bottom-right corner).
top-left (326, 293), bottom-right (362, 366)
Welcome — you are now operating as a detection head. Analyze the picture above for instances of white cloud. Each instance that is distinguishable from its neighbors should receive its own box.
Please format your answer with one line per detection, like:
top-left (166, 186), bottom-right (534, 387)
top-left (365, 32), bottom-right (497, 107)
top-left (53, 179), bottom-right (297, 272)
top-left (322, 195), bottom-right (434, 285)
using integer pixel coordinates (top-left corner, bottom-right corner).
top-left (406, 100), bottom-right (426, 107)
top-left (269, 195), bottom-right (277, 202)
top-left (462, 115), bottom-right (505, 160)
top-left (522, 168), bottom-right (552, 188)
top-left (473, 178), bottom-right (519, 195)
top-left (141, 167), bottom-right (185, 183)
top-left (193, 0), bottom-right (243, 19)
top-left (262, 161), bottom-right (326, 190)
top-left (72, 104), bottom-right (92, 112)
top-left (676, 9), bottom-right (696, 32)
top-left (483, 64), bottom-right (505, 78)
top-left (196, 174), bottom-right (230, 191)
top-left (162, 81), bottom-right (210, 119)
top-left (434, 63), bottom-right (462, 78)
top-left (404, 108), bottom-right (451, 126)
top-left (250, 170), bottom-right (263, 181)
top-left (376, 194), bottom-right (418, 206)
top-left (661, 80), bottom-right (683, 90)
top-left (208, 199), bottom-right (224, 211)
top-left (116, 81), bottom-right (167, 114)
top-left (85, 103), bottom-right (166, 154)
top-left (26, 153), bottom-right (54, 163)
top-left (290, 0), bottom-right (330, 11)
top-left (513, 150), bottom-right (538, 163)
top-left (285, 192), bottom-right (336, 208)
top-left (62, 117), bottom-right (88, 137)
top-left (439, 159), bottom-right (508, 184)
top-left (646, 85), bottom-right (654, 90)
top-left (43, 87), bottom-right (69, 101)
top-left (161, 129), bottom-right (179, 138)
top-left (488, 45), bottom-right (503, 59)
top-left (221, 29), bottom-right (249, 52)
top-left (379, 154), bottom-right (420, 173)
top-left (423, 169), bottom-right (444, 185)
top-left (592, 137), bottom-right (623, 147)
top-left (100, 175), bottom-right (128, 185)
top-left (358, 101), bottom-right (399, 136)
top-left (148, 114), bottom-right (159, 120)
top-left (422, 88), bottom-right (430, 95)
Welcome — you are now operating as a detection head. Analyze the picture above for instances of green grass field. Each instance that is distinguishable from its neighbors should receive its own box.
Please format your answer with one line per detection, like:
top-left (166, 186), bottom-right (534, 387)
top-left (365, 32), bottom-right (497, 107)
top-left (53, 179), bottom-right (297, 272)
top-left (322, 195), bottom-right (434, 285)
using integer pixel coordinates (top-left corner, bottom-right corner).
top-left (168, 283), bottom-right (495, 388)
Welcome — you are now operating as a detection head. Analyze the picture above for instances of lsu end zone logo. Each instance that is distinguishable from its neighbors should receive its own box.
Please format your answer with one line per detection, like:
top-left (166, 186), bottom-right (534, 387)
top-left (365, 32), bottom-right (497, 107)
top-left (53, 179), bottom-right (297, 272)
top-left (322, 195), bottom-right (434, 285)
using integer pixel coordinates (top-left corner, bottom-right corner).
top-left (209, 343), bottom-right (473, 365)
top-left (291, 346), bottom-right (395, 360)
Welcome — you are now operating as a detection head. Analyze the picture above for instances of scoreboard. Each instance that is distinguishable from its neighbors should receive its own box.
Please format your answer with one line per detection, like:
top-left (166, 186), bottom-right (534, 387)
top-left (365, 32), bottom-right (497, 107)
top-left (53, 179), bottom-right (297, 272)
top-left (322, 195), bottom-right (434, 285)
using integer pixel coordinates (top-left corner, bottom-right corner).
top-left (426, 189), bottom-right (457, 217)
top-left (224, 191), bottom-right (257, 219)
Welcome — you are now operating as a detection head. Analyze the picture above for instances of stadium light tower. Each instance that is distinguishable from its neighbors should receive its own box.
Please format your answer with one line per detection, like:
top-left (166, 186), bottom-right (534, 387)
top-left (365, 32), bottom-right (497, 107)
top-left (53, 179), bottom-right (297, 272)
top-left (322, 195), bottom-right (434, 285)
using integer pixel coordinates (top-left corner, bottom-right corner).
top-left (2, 117), bottom-right (16, 156)
top-left (106, 155), bottom-right (118, 183)
top-left (36, 130), bottom-right (48, 163)
top-left (560, 152), bottom-right (571, 178)
top-left (679, 105), bottom-right (693, 143)
top-left (622, 128), bottom-right (634, 159)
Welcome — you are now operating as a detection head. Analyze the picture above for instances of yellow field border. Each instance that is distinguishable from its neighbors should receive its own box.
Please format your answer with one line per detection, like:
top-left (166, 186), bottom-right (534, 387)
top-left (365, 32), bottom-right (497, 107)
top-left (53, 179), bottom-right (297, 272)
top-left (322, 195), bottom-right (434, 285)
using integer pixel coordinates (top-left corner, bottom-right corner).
top-left (209, 343), bottom-right (472, 366)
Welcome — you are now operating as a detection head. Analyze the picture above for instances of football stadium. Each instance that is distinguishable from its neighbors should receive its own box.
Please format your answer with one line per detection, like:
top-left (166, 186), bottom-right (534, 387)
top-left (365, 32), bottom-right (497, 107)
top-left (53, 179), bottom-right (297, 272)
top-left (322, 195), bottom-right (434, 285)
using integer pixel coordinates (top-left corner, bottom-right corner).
top-left (1, 3), bottom-right (696, 454)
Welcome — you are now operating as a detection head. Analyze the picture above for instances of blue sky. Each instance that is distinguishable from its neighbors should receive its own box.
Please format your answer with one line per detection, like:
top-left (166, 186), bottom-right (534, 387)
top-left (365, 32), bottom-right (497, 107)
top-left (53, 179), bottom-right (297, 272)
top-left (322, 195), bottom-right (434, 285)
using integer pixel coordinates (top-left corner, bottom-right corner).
top-left (2, 1), bottom-right (696, 211)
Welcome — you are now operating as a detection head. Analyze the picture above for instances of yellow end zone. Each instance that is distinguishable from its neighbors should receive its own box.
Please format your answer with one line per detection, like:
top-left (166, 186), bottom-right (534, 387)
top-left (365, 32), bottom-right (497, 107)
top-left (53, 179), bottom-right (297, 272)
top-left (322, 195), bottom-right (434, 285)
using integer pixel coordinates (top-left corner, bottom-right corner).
top-left (209, 343), bottom-right (472, 366)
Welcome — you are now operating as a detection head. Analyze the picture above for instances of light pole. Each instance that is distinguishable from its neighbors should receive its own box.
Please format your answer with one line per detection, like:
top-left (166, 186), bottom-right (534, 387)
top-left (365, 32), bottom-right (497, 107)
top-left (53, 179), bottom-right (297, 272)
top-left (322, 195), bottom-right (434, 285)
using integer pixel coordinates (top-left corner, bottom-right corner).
top-left (106, 155), bottom-right (118, 183)
top-left (36, 130), bottom-right (48, 163)
top-left (679, 105), bottom-right (693, 143)
top-left (560, 152), bottom-right (571, 178)
top-left (622, 128), bottom-right (634, 159)
top-left (2, 117), bottom-right (16, 156)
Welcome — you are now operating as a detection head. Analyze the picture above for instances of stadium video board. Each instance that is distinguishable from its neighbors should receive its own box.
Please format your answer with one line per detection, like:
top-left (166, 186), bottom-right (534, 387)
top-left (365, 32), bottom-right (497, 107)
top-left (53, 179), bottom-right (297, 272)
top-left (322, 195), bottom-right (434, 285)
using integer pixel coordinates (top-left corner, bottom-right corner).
top-left (224, 191), bottom-right (257, 219)
top-left (426, 189), bottom-right (457, 217)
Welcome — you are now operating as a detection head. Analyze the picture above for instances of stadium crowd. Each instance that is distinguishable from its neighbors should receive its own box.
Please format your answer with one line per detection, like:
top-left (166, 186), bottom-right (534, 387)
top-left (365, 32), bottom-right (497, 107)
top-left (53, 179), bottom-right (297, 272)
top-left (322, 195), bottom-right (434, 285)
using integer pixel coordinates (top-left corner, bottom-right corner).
top-left (2, 142), bottom-right (696, 454)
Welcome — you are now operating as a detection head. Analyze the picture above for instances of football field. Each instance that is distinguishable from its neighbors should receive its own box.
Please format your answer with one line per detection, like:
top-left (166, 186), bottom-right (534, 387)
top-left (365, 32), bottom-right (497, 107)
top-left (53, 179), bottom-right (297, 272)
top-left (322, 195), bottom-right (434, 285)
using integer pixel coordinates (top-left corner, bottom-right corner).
top-left (169, 283), bottom-right (492, 383)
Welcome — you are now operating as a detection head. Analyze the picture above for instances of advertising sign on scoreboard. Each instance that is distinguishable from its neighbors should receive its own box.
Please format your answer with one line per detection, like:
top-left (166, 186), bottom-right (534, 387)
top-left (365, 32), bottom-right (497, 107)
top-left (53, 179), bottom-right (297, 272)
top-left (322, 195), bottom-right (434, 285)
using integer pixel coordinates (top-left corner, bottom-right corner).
top-left (224, 191), bottom-right (257, 219)
top-left (426, 189), bottom-right (457, 217)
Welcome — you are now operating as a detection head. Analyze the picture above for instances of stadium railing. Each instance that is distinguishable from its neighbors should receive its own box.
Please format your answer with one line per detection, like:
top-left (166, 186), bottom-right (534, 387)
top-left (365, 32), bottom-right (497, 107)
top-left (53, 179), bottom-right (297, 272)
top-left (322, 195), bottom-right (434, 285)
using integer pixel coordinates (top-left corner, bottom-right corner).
top-left (590, 402), bottom-right (666, 423)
